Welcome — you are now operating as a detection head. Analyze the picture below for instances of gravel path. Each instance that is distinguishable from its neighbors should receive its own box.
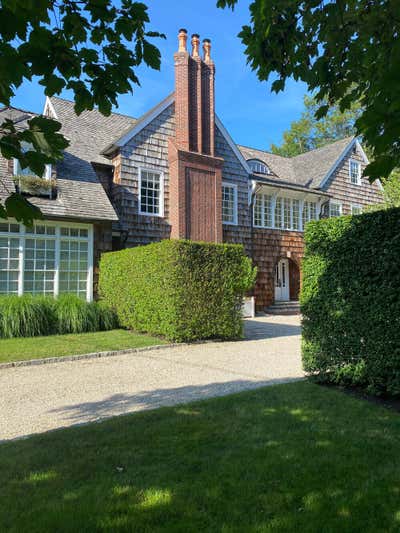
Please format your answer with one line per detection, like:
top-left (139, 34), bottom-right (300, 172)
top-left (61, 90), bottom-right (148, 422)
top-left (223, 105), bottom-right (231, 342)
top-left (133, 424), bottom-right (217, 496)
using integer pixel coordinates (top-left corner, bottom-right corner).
top-left (0, 315), bottom-right (302, 441)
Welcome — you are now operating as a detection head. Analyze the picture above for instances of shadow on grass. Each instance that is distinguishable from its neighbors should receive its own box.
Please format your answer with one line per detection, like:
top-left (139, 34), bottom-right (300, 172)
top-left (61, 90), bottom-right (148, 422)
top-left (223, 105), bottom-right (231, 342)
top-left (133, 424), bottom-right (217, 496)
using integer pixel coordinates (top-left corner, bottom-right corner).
top-left (1, 381), bottom-right (400, 532)
top-left (48, 378), bottom-right (303, 425)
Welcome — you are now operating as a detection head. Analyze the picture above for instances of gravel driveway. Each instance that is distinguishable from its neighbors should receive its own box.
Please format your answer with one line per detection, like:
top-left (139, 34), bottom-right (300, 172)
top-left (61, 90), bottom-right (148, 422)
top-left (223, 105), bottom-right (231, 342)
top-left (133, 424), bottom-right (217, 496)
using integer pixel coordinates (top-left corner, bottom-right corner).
top-left (0, 314), bottom-right (303, 441)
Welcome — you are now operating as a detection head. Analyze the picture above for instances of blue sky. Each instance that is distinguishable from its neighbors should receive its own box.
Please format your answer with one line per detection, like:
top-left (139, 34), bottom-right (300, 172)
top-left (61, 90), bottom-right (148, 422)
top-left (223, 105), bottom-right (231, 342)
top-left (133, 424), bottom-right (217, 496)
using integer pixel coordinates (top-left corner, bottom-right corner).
top-left (11, 0), bottom-right (308, 151)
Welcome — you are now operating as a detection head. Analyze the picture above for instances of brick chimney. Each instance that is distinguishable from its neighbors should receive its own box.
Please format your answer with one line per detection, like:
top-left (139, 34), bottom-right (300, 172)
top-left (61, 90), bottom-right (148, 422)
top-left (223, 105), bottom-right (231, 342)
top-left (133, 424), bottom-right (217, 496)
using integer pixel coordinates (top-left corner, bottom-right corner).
top-left (168, 29), bottom-right (224, 243)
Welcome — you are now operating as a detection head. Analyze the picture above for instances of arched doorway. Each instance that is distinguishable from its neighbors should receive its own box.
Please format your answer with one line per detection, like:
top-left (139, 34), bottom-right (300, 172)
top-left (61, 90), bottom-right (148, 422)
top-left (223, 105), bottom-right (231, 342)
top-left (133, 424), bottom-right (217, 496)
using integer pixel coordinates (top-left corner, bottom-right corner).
top-left (274, 258), bottom-right (300, 302)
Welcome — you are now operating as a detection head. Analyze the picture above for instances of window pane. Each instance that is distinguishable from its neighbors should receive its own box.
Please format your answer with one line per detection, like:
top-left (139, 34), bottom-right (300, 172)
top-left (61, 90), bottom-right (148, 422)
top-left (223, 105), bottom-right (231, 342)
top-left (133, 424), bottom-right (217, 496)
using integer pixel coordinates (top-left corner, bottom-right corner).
top-left (292, 199), bottom-right (300, 230)
top-left (329, 202), bottom-right (342, 217)
top-left (222, 185), bottom-right (236, 224)
top-left (23, 237), bottom-right (55, 295)
top-left (283, 198), bottom-right (291, 229)
top-left (350, 160), bottom-right (361, 184)
top-left (0, 236), bottom-right (20, 294)
top-left (140, 170), bottom-right (161, 215)
top-left (253, 194), bottom-right (262, 226)
top-left (275, 198), bottom-right (282, 228)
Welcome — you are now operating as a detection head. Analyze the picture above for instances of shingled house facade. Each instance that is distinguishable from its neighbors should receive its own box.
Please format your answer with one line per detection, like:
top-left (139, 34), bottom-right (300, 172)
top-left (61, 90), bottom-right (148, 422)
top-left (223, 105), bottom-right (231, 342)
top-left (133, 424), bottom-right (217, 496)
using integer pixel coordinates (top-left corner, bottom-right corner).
top-left (0, 29), bottom-right (382, 310)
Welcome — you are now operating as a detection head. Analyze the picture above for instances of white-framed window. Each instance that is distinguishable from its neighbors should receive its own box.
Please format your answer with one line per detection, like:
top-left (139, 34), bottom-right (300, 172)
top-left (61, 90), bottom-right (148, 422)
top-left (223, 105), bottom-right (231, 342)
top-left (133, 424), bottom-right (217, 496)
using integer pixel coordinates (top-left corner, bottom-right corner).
top-left (329, 201), bottom-right (343, 217)
top-left (253, 193), bottom-right (273, 228)
top-left (0, 220), bottom-right (93, 301)
top-left (255, 194), bottom-right (310, 231)
top-left (138, 168), bottom-right (164, 216)
top-left (349, 159), bottom-right (362, 185)
top-left (222, 183), bottom-right (238, 225)
top-left (351, 204), bottom-right (363, 215)
top-left (302, 201), bottom-right (318, 228)
top-left (248, 159), bottom-right (270, 175)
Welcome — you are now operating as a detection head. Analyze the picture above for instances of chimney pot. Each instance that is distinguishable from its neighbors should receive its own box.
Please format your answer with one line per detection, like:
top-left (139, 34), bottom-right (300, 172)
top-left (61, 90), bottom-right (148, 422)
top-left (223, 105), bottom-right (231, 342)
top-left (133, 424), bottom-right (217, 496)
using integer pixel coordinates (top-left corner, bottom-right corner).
top-left (191, 33), bottom-right (200, 58)
top-left (178, 29), bottom-right (188, 53)
top-left (203, 39), bottom-right (212, 62)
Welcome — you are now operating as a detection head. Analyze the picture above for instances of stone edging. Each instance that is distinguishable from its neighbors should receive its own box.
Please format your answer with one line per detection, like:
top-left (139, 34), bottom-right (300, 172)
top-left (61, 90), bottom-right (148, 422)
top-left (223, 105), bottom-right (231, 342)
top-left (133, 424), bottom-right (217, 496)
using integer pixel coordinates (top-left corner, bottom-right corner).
top-left (0, 342), bottom-right (184, 370)
top-left (0, 337), bottom-right (229, 371)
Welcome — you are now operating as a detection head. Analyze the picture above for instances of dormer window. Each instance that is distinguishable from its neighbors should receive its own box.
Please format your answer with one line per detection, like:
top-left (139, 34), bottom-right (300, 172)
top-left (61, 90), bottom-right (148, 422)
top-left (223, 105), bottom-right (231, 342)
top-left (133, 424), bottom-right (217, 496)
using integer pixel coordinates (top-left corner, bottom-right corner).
top-left (13, 142), bottom-right (52, 179)
top-left (248, 159), bottom-right (270, 175)
top-left (349, 159), bottom-right (362, 185)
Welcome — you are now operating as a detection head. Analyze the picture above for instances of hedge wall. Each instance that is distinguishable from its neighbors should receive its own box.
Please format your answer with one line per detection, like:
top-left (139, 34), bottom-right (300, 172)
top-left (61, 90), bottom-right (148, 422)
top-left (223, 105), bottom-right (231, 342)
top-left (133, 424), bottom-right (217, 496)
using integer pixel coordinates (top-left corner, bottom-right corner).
top-left (99, 240), bottom-right (256, 342)
top-left (301, 207), bottom-right (400, 396)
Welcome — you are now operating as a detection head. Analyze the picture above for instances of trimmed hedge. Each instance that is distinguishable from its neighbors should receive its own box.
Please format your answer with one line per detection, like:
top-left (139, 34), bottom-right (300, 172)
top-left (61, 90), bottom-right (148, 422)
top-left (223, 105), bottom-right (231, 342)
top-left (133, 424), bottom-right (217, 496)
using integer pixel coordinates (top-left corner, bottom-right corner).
top-left (99, 239), bottom-right (256, 342)
top-left (301, 207), bottom-right (400, 396)
top-left (0, 294), bottom-right (119, 338)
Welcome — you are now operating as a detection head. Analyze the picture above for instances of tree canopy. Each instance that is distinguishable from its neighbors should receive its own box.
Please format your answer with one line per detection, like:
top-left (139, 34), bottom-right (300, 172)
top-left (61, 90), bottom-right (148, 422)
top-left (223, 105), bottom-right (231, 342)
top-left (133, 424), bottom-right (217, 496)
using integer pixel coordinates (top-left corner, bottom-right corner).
top-left (0, 0), bottom-right (163, 224)
top-left (218, 0), bottom-right (400, 182)
top-left (270, 95), bottom-right (361, 157)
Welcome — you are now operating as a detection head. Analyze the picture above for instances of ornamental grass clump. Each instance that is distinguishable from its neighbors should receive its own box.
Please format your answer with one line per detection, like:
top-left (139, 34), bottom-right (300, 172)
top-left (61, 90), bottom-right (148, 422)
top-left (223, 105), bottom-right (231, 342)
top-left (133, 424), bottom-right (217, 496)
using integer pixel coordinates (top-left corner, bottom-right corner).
top-left (0, 294), bottom-right (118, 338)
top-left (0, 295), bottom-right (55, 338)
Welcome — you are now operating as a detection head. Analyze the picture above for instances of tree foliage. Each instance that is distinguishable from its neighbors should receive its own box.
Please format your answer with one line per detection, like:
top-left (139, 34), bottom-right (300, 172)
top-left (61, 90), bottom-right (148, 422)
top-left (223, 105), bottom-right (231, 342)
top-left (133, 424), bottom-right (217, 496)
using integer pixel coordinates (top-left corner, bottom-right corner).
top-left (218, 0), bottom-right (400, 182)
top-left (271, 95), bottom-right (361, 157)
top-left (0, 0), bottom-right (163, 223)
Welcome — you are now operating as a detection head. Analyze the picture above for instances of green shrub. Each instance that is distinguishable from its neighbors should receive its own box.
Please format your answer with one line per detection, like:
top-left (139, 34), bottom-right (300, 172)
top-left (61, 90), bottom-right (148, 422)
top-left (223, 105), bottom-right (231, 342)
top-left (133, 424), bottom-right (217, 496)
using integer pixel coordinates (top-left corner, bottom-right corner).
top-left (0, 294), bottom-right (118, 338)
top-left (301, 207), bottom-right (400, 396)
top-left (99, 239), bottom-right (256, 342)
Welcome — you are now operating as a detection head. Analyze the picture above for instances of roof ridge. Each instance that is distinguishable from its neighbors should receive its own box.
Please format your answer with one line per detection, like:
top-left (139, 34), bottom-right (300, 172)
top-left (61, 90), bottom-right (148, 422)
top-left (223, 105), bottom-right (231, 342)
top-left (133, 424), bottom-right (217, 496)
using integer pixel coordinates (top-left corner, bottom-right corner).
top-left (0, 104), bottom-right (37, 116)
top-left (292, 136), bottom-right (355, 160)
top-left (50, 96), bottom-right (138, 121)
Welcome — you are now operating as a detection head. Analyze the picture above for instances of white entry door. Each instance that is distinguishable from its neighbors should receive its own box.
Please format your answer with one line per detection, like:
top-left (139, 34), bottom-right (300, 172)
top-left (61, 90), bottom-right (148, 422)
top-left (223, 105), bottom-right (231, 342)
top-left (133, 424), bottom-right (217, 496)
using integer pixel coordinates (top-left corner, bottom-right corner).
top-left (275, 259), bottom-right (290, 301)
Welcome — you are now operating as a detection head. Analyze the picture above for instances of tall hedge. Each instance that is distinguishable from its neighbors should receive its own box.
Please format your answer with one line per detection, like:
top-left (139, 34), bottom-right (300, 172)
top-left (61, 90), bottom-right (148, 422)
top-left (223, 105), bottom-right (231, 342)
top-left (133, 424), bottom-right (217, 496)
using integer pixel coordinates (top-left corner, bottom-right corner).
top-left (99, 239), bottom-right (256, 342)
top-left (301, 207), bottom-right (400, 396)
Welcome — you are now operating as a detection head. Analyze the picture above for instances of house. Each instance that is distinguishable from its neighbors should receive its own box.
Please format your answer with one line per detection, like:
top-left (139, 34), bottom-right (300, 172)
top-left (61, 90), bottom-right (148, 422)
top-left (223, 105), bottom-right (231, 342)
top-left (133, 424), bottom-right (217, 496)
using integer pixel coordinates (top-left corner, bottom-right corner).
top-left (0, 29), bottom-right (382, 310)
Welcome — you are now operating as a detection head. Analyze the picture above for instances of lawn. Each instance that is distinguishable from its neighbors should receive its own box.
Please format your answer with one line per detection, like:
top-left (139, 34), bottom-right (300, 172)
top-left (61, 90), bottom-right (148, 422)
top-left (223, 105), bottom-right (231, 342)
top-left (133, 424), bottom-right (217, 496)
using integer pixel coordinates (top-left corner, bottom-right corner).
top-left (0, 329), bottom-right (166, 363)
top-left (1, 381), bottom-right (400, 532)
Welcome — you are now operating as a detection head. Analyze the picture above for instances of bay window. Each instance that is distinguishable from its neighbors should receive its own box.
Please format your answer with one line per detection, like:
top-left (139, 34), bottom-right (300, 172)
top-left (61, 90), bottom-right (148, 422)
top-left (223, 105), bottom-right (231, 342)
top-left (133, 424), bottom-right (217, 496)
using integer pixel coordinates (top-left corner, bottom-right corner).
top-left (253, 193), bottom-right (272, 228)
top-left (254, 193), bottom-right (316, 231)
top-left (302, 201), bottom-right (318, 227)
top-left (0, 221), bottom-right (93, 300)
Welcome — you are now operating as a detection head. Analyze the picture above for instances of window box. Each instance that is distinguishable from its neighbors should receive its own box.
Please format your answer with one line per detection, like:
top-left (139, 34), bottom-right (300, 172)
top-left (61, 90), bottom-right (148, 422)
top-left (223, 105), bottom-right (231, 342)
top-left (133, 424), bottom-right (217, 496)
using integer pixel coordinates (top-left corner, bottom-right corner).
top-left (14, 175), bottom-right (56, 198)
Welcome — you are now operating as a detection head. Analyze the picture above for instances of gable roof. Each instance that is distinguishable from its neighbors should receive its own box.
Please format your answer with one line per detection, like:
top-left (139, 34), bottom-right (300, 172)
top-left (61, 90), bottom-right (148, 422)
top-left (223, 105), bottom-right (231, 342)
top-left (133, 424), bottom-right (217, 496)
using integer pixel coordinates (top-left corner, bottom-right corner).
top-left (0, 103), bottom-right (119, 222)
top-left (238, 136), bottom-right (357, 190)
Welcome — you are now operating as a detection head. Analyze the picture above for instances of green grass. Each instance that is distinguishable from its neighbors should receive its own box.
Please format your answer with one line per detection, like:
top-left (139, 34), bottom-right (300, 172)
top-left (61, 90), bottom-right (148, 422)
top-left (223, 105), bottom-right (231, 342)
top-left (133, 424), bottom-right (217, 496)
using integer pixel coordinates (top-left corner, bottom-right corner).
top-left (0, 329), bottom-right (166, 363)
top-left (1, 381), bottom-right (400, 532)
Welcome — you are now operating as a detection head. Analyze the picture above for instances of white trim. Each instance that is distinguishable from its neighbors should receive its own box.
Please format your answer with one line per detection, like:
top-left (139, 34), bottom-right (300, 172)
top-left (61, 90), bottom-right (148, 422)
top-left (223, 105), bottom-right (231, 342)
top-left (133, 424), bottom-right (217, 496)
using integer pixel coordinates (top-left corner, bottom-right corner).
top-left (113, 94), bottom-right (174, 149)
top-left (54, 225), bottom-right (60, 298)
top-left (222, 182), bottom-right (238, 226)
top-left (138, 167), bottom-right (164, 217)
top-left (329, 200), bottom-right (343, 217)
top-left (355, 139), bottom-right (369, 164)
top-left (349, 158), bottom-right (362, 185)
top-left (247, 159), bottom-right (271, 175)
top-left (215, 115), bottom-right (252, 174)
top-left (17, 225), bottom-right (25, 297)
top-left (43, 96), bottom-right (58, 119)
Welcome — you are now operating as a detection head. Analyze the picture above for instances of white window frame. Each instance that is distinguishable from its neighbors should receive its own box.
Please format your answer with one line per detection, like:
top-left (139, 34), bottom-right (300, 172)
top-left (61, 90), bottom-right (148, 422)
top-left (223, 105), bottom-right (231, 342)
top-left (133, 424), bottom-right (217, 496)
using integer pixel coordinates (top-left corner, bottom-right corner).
top-left (0, 220), bottom-right (93, 301)
top-left (349, 159), bottom-right (362, 185)
top-left (222, 182), bottom-right (238, 226)
top-left (138, 167), bottom-right (164, 217)
top-left (254, 192), bottom-right (318, 232)
top-left (329, 201), bottom-right (343, 217)
top-left (351, 203), bottom-right (363, 215)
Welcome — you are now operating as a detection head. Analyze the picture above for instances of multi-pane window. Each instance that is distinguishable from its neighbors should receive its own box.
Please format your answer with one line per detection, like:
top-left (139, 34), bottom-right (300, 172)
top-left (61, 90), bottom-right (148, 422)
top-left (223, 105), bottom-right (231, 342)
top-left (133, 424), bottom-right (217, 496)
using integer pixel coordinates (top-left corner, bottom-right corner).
top-left (222, 183), bottom-right (237, 225)
top-left (302, 201), bottom-right (318, 228)
top-left (329, 201), bottom-right (342, 217)
top-left (292, 199), bottom-right (300, 230)
top-left (283, 198), bottom-right (291, 229)
top-left (274, 197), bottom-right (283, 228)
top-left (253, 193), bottom-right (272, 228)
top-left (349, 159), bottom-right (361, 185)
top-left (0, 221), bottom-right (92, 300)
top-left (139, 169), bottom-right (163, 216)
top-left (248, 159), bottom-right (270, 174)
top-left (13, 143), bottom-right (51, 178)
top-left (351, 204), bottom-right (362, 215)
top-left (0, 234), bottom-right (20, 294)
